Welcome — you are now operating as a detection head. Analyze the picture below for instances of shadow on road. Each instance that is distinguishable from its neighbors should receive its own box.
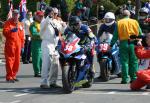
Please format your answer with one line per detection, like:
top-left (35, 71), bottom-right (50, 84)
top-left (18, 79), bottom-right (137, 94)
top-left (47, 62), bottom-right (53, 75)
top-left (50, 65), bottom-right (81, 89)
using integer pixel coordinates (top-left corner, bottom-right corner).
top-left (0, 87), bottom-right (68, 95)
top-left (80, 88), bottom-right (147, 92)
top-left (93, 76), bottom-right (121, 84)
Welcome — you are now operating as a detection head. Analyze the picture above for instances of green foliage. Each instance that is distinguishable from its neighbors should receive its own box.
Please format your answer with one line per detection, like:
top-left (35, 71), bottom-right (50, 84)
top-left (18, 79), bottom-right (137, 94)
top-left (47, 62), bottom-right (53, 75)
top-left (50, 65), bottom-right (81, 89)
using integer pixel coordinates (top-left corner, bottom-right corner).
top-left (99, 0), bottom-right (117, 13)
top-left (0, 0), bottom-right (8, 20)
top-left (66, 0), bottom-right (76, 13)
top-left (50, 0), bottom-right (60, 7)
top-left (110, 0), bottom-right (126, 6)
top-left (26, 0), bottom-right (37, 13)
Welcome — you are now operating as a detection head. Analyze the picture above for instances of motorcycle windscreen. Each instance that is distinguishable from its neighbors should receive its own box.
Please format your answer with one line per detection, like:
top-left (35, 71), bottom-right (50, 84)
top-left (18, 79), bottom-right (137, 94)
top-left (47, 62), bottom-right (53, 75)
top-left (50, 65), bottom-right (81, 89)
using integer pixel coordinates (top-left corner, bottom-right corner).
top-left (100, 32), bottom-right (113, 43)
top-left (65, 33), bottom-right (80, 43)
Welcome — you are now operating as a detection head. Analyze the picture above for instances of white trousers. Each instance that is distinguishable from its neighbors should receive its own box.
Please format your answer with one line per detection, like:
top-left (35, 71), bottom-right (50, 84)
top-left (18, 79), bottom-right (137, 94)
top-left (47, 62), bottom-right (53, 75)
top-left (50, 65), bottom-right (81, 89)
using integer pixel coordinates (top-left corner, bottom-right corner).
top-left (41, 41), bottom-right (60, 85)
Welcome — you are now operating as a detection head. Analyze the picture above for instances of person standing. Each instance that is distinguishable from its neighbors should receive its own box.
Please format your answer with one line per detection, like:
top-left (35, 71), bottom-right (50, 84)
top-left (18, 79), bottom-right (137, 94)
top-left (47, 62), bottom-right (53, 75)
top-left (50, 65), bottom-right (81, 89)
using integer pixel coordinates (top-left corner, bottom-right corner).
top-left (3, 9), bottom-right (25, 83)
top-left (30, 11), bottom-right (44, 77)
top-left (37, 0), bottom-right (47, 12)
top-left (22, 11), bottom-right (33, 64)
top-left (53, 7), bottom-right (67, 34)
top-left (83, 0), bottom-right (93, 19)
top-left (40, 7), bottom-right (61, 88)
top-left (110, 10), bottom-right (143, 84)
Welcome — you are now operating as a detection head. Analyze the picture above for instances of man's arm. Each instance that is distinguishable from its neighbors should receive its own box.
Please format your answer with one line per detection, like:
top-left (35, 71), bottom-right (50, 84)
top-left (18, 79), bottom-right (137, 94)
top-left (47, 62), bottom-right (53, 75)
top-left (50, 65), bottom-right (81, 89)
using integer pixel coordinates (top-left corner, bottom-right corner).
top-left (110, 25), bottom-right (118, 47)
top-left (3, 21), bottom-right (11, 38)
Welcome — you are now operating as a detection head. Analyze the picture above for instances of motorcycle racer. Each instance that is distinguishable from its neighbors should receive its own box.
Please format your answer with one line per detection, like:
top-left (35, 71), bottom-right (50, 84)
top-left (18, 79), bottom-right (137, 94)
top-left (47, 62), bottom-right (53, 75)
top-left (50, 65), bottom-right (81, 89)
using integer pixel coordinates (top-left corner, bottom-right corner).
top-left (96, 12), bottom-right (121, 78)
top-left (63, 16), bottom-right (96, 77)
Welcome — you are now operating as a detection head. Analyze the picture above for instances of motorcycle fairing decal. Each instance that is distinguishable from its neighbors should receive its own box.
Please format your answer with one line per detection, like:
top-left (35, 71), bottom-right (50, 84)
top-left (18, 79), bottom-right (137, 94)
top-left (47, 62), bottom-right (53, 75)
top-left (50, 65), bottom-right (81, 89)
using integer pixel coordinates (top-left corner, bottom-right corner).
top-left (74, 54), bottom-right (87, 60)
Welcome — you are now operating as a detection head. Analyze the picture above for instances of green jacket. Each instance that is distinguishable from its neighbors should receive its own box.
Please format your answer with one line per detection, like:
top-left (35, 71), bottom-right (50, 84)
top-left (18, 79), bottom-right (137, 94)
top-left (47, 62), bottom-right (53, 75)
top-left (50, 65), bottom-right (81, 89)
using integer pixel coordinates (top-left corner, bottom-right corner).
top-left (29, 22), bottom-right (41, 40)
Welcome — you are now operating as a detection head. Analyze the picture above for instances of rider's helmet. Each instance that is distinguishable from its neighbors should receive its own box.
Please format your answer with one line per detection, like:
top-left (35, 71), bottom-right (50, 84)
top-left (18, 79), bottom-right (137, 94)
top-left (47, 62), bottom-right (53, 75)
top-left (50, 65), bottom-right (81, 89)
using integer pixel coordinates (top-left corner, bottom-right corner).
top-left (139, 7), bottom-right (149, 20)
top-left (69, 16), bottom-right (81, 32)
top-left (104, 12), bottom-right (115, 26)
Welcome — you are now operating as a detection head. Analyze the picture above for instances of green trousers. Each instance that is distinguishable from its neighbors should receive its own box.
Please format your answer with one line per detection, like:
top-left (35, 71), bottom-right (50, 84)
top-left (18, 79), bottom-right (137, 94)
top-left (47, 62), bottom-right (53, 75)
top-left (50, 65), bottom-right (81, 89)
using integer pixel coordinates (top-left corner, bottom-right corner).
top-left (31, 40), bottom-right (42, 75)
top-left (119, 41), bottom-right (138, 82)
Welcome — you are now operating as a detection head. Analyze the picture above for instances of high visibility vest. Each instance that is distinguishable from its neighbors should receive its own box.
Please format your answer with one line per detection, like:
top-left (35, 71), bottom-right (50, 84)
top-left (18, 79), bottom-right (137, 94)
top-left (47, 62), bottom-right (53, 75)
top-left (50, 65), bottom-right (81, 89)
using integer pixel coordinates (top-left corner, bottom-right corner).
top-left (117, 18), bottom-right (139, 40)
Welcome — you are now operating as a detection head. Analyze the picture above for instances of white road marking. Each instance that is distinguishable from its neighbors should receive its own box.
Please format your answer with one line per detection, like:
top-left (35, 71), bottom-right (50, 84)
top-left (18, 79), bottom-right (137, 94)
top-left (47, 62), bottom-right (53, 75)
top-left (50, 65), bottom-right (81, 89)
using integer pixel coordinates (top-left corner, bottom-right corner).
top-left (21, 89), bottom-right (30, 92)
top-left (14, 93), bottom-right (29, 97)
top-left (9, 100), bottom-right (21, 103)
top-left (142, 92), bottom-right (149, 95)
top-left (107, 91), bottom-right (116, 94)
top-left (0, 100), bottom-right (21, 103)
top-left (0, 90), bottom-right (13, 92)
top-left (74, 91), bottom-right (150, 96)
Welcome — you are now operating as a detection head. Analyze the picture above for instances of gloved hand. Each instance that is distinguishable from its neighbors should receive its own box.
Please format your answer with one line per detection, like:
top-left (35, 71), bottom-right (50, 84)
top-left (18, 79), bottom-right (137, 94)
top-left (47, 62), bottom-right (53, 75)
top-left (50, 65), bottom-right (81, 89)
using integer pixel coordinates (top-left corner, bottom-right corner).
top-left (11, 28), bottom-right (18, 32)
top-left (90, 40), bottom-right (95, 48)
top-left (95, 45), bottom-right (100, 54)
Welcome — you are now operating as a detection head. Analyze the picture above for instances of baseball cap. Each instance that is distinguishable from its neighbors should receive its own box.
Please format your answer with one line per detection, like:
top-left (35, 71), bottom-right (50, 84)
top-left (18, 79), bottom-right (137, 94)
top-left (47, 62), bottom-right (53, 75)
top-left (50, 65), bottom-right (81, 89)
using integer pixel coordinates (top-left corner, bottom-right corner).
top-left (35, 11), bottom-right (44, 16)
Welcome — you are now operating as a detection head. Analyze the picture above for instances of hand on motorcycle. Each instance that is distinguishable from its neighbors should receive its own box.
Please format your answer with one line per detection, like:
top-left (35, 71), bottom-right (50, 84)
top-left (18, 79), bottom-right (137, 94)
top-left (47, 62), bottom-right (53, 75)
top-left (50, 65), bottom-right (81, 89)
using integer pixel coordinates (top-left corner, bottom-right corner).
top-left (108, 45), bottom-right (112, 51)
top-left (137, 39), bottom-right (142, 46)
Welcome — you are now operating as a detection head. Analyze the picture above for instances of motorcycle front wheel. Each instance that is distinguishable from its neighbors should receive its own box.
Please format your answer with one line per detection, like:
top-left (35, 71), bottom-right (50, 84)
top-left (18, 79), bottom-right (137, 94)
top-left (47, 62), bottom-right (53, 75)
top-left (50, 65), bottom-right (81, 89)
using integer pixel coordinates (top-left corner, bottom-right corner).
top-left (62, 66), bottom-right (76, 93)
top-left (99, 59), bottom-right (111, 81)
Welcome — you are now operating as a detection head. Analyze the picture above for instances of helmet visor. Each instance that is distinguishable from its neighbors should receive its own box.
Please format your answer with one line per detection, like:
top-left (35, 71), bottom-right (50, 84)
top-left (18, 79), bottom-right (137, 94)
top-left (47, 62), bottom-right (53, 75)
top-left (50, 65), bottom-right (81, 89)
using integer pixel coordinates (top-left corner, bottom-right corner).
top-left (104, 18), bottom-right (114, 23)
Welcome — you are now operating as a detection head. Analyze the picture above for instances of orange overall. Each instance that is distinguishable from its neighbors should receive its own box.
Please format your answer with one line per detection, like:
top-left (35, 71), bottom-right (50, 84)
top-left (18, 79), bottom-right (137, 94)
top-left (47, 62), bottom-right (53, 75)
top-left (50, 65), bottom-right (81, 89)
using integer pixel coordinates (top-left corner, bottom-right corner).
top-left (3, 19), bottom-right (24, 80)
top-left (130, 46), bottom-right (150, 90)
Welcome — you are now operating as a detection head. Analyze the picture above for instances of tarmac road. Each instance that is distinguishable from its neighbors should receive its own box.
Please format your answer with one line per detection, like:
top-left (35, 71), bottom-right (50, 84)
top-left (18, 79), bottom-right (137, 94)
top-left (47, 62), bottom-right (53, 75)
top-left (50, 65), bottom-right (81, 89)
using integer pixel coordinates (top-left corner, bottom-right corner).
top-left (0, 58), bottom-right (150, 103)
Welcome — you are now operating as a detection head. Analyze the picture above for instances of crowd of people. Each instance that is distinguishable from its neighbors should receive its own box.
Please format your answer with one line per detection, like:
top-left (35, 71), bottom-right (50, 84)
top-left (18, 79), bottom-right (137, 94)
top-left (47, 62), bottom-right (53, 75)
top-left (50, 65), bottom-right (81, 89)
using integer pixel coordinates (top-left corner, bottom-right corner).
top-left (1, 0), bottom-right (150, 91)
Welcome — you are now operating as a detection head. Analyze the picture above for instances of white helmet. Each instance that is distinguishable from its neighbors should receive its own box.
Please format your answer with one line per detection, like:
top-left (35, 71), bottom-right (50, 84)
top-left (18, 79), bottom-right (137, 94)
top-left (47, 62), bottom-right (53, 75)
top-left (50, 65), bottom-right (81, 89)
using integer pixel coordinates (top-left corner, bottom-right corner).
top-left (53, 7), bottom-right (59, 14)
top-left (139, 7), bottom-right (149, 20)
top-left (139, 7), bottom-right (149, 14)
top-left (104, 12), bottom-right (115, 26)
top-left (104, 12), bottom-right (115, 20)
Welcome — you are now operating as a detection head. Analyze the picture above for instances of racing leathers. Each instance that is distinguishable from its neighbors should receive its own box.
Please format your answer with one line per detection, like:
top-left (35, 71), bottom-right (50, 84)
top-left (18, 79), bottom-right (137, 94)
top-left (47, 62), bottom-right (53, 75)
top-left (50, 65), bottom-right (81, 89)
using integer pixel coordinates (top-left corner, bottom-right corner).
top-left (64, 24), bottom-right (96, 76)
top-left (96, 22), bottom-right (121, 77)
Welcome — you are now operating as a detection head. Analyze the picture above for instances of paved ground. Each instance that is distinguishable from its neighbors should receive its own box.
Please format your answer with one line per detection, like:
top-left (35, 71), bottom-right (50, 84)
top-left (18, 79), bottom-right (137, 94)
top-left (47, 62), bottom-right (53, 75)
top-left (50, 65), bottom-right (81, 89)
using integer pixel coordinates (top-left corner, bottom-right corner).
top-left (0, 25), bottom-right (150, 103)
top-left (0, 60), bottom-right (150, 103)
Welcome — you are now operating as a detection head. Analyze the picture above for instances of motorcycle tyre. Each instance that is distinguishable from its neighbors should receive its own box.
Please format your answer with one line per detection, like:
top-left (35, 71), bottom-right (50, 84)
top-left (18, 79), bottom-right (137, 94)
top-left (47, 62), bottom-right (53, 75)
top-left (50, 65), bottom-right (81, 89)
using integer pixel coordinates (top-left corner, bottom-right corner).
top-left (62, 66), bottom-right (76, 93)
top-left (99, 59), bottom-right (111, 81)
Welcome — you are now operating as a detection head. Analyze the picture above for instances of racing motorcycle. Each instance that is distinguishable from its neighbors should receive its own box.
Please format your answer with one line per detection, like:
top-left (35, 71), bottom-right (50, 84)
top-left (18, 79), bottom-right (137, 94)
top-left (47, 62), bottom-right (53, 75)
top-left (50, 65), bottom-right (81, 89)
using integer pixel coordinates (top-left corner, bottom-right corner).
top-left (58, 32), bottom-right (93, 93)
top-left (97, 32), bottom-right (121, 81)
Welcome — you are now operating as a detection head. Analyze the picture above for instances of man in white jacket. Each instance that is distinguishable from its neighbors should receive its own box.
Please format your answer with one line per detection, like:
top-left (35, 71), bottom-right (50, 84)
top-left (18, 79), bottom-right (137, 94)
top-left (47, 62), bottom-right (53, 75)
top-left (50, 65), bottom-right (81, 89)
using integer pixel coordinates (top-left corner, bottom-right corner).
top-left (40, 7), bottom-right (61, 88)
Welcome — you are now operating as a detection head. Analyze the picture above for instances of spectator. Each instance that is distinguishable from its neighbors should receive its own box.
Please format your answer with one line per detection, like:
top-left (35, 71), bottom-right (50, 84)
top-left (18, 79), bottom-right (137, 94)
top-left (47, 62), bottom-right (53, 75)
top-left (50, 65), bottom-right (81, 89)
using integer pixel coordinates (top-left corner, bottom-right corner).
top-left (126, 0), bottom-right (134, 11)
top-left (98, 5), bottom-right (106, 20)
top-left (40, 7), bottom-right (61, 88)
top-left (3, 9), bottom-right (25, 83)
top-left (22, 11), bottom-right (33, 64)
top-left (37, 0), bottom-right (47, 12)
top-left (145, 0), bottom-right (150, 14)
top-left (53, 7), bottom-right (67, 34)
top-left (29, 11), bottom-right (44, 77)
top-left (138, 7), bottom-right (150, 33)
top-left (75, 0), bottom-right (85, 20)
top-left (125, 0), bottom-right (135, 18)
top-left (83, 0), bottom-right (93, 20)
top-left (110, 10), bottom-right (142, 84)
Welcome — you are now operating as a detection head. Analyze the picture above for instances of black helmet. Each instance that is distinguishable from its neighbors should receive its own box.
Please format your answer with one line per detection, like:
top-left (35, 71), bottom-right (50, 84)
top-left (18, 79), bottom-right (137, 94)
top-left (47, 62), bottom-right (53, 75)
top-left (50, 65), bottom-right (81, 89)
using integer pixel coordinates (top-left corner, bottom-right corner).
top-left (44, 7), bottom-right (53, 17)
top-left (69, 16), bottom-right (81, 32)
